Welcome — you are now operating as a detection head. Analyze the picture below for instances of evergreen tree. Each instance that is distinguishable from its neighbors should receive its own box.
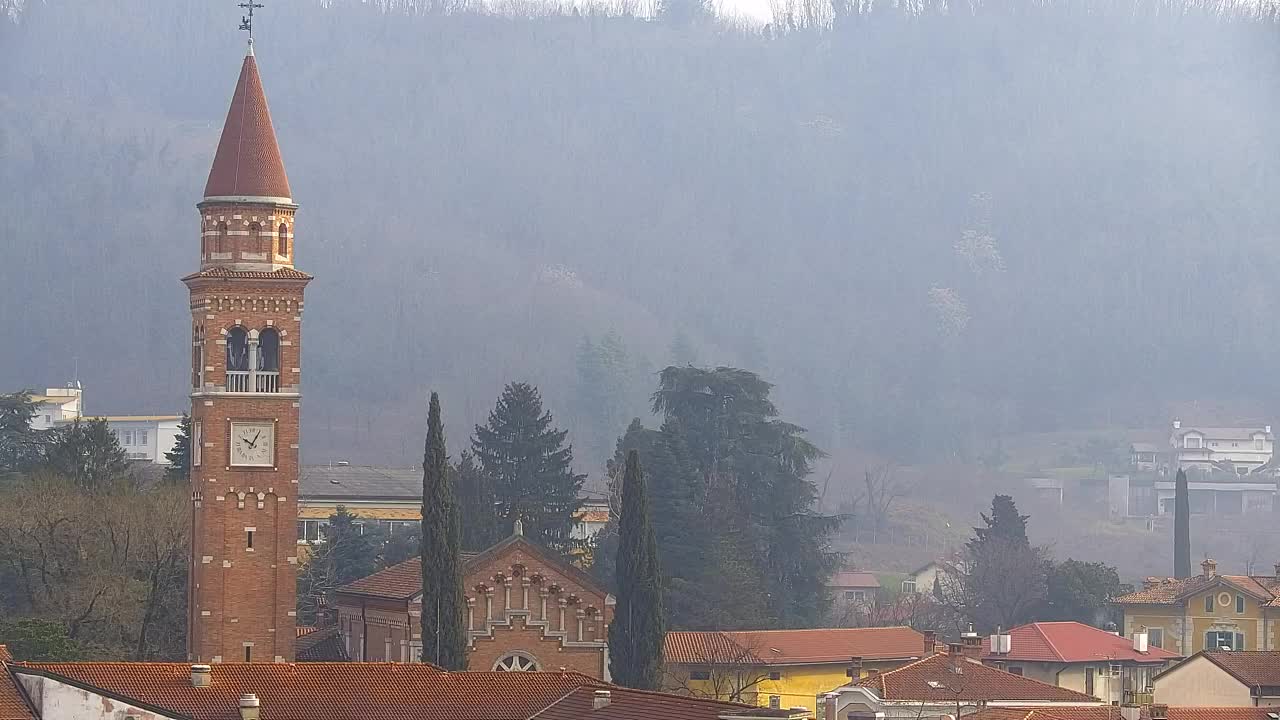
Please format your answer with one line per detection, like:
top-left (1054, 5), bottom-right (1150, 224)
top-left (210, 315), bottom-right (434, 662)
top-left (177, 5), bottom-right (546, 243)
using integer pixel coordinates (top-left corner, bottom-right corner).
top-left (970, 494), bottom-right (1030, 549)
top-left (296, 507), bottom-right (384, 626)
top-left (609, 450), bottom-right (665, 689)
top-left (455, 451), bottom-right (504, 552)
top-left (43, 418), bottom-right (129, 492)
top-left (163, 414), bottom-right (192, 483)
top-left (1174, 468), bottom-right (1191, 579)
top-left (420, 392), bottom-right (467, 669)
top-left (0, 390), bottom-right (48, 475)
top-left (472, 383), bottom-right (585, 556)
top-left (651, 366), bottom-right (839, 628)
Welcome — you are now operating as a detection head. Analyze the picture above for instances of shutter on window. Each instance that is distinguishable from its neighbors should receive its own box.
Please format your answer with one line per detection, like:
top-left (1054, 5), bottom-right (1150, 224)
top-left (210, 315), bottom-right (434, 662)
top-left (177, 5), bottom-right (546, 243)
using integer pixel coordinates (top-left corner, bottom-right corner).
top-left (1236, 633), bottom-right (1245, 650)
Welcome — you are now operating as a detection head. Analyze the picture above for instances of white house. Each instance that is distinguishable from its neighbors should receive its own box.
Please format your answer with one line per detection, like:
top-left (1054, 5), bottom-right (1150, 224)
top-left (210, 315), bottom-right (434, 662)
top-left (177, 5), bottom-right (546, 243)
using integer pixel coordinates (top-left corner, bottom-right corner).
top-left (27, 387), bottom-right (82, 430)
top-left (1170, 420), bottom-right (1273, 475)
top-left (55, 414), bottom-right (184, 464)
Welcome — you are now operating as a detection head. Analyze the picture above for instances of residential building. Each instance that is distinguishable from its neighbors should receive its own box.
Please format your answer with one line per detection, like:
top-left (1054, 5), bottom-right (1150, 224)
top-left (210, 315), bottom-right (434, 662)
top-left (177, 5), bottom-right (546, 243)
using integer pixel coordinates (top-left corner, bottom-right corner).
top-left (296, 463), bottom-right (611, 546)
top-left (80, 415), bottom-right (183, 463)
top-left (184, 40), bottom-right (310, 663)
top-left (1114, 559), bottom-right (1280, 656)
top-left (1130, 443), bottom-right (1162, 472)
top-left (981, 622), bottom-right (1179, 704)
top-left (1169, 420), bottom-right (1273, 475)
top-left (333, 522), bottom-right (613, 677)
top-left (966, 707), bottom-right (1280, 720)
top-left (664, 626), bottom-right (937, 713)
top-left (820, 641), bottom-right (1102, 719)
top-left (26, 388), bottom-right (81, 430)
top-left (828, 571), bottom-right (881, 604)
top-left (1153, 650), bottom-right (1280, 707)
top-left (0, 652), bottom-right (768, 720)
top-left (1152, 476), bottom-right (1276, 516)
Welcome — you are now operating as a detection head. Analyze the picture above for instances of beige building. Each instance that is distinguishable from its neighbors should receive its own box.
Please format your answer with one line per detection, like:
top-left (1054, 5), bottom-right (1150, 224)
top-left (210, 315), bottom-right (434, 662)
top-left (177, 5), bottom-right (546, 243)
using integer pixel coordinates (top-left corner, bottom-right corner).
top-left (1115, 559), bottom-right (1280, 656)
top-left (1154, 650), bottom-right (1280, 707)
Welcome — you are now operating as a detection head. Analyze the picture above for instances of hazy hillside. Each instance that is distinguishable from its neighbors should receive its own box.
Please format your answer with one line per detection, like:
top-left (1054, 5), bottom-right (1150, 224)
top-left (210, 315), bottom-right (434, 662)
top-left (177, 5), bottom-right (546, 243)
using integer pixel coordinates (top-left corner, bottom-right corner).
top-left (2, 0), bottom-right (1278, 476)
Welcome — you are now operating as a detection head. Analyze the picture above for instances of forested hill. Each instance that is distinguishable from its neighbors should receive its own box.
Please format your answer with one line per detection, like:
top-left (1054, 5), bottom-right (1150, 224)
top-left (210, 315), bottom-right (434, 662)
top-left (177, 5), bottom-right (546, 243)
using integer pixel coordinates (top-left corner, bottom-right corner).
top-left (2, 0), bottom-right (1278, 472)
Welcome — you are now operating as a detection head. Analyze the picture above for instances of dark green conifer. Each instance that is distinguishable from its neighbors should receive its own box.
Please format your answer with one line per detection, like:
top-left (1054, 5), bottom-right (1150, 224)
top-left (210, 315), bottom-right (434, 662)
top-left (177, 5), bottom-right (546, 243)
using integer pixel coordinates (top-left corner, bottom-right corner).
top-left (608, 450), bottom-right (665, 689)
top-left (1174, 468), bottom-right (1191, 579)
top-left (420, 392), bottom-right (467, 669)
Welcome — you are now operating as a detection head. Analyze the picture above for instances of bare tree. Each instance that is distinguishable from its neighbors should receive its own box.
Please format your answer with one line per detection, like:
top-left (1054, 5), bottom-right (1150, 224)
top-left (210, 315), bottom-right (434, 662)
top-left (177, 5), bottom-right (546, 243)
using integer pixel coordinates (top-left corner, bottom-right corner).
top-left (664, 632), bottom-right (773, 703)
top-left (936, 539), bottom-right (1048, 633)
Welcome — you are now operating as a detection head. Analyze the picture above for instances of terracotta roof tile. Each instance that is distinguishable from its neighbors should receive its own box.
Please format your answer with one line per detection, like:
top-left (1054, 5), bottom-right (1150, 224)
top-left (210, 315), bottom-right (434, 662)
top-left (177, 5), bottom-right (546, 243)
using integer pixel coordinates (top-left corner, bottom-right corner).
top-left (0, 668), bottom-right (34, 720)
top-left (982, 622), bottom-right (1179, 664)
top-left (1197, 650), bottom-right (1280, 686)
top-left (13, 663), bottom-right (601, 720)
top-left (204, 51), bottom-right (292, 200)
top-left (295, 627), bottom-right (350, 662)
top-left (0, 648), bottom-right (9, 664)
top-left (531, 686), bottom-right (748, 720)
top-left (182, 266), bottom-right (313, 281)
top-left (1114, 574), bottom-right (1277, 605)
top-left (966, 709), bottom-right (1280, 720)
top-left (664, 627), bottom-right (928, 666)
top-left (854, 652), bottom-right (1098, 703)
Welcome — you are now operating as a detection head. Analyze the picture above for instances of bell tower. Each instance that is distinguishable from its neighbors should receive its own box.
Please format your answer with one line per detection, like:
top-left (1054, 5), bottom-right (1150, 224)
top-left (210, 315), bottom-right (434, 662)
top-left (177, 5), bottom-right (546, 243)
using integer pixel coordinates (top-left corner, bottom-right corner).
top-left (185, 40), bottom-right (310, 663)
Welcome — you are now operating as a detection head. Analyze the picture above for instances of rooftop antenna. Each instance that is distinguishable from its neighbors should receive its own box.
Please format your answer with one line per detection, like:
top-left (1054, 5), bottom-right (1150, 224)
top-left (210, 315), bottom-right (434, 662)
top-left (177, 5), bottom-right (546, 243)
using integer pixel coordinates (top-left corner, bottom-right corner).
top-left (239, 1), bottom-right (264, 49)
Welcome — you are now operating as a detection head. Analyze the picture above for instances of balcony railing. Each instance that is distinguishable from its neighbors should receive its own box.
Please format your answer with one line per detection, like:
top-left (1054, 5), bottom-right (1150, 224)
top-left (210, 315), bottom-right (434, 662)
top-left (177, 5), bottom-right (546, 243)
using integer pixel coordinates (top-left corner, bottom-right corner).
top-left (226, 370), bottom-right (250, 392)
top-left (255, 371), bottom-right (279, 393)
top-left (224, 370), bottom-right (282, 393)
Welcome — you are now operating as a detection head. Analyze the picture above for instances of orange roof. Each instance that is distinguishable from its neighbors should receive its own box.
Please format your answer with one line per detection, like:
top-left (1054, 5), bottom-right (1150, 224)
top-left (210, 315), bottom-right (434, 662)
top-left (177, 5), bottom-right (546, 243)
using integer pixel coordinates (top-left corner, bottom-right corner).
top-left (532, 685), bottom-right (748, 720)
top-left (855, 653), bottom-right (1098, 703)
top-left (0, 670), bottom-right (34, 720)
top-left (1115, 574), bottom-right (1280, 606)
top-left (664, 626), bottom-right (928, 666)
top-left (338, 534), bottom-right (604, 602)
top-left (1191, 650), bottom-right (1280, 686)
top-left (982, 622), bottom-right (1179, 664)
top-left (0, 648), bottom-right (9, 664)
top-left (13, 663), bottom-right (600, 720)
top-left (182, 266), bottom-right (313, 282)
top-left (204, 49), bottom-right (292, 201)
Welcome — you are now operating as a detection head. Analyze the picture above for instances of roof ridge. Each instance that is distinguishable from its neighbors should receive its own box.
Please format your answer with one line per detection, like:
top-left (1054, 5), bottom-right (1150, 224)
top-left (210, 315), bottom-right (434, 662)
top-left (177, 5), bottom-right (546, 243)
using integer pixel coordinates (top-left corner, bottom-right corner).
top-left (682, 625), bottom-right (915, 636)
top-left (1032, 623), bottom-right (1066, 662)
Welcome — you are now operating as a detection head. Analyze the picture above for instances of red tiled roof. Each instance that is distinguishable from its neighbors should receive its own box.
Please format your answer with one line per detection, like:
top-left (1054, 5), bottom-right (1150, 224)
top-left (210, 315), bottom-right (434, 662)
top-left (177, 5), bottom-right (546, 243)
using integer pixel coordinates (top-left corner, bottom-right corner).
top-left (295, 627), bottom-right (350, 662)
top-left (13, 663), bottom-right (602, 720)
top-left (204, 50), bottom-right (292, 200)
top-left (829, 571), bottom-right (881, 589)
top-left (1195, 650), bottom-right (1280, 686)
top-left (338, 535), bottom-right (604, 602)
top-left (531, 686), bottom-right (748, 720)
top-left (855, 653), bottom-right (1098, 703)
top-left (0, 648), bottom-right (9, 664)
top-left (664, 627), bottom-right (928, 666)
top-left (181, 266), bottom-right (313, 281)
top-left (0, 669), bottom-right (34, 720)
top-left (1115, 574), bottom-right (1280, 606)
top-left (982, 622), bottom-right (1179, 664)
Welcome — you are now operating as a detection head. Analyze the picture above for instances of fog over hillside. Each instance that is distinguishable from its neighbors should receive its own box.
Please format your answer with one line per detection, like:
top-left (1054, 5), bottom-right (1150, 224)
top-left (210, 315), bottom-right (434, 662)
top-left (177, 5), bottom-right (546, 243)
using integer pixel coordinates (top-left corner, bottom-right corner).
top-left (2, 0), bottom-right (1278, 485)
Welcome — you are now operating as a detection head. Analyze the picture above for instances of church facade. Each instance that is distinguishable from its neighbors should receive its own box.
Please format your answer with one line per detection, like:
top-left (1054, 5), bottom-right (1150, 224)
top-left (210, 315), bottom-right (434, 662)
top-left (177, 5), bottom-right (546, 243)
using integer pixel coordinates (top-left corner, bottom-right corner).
top-left (184, 41), bottom-right (309, 663)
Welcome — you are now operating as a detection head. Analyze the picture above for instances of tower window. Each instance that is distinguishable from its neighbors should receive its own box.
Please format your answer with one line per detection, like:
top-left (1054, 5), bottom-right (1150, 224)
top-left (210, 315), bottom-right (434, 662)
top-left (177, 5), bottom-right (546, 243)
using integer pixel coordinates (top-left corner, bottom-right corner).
top-left (216, 222), bottom-right (228, 254)
top-left (278, 223), bottom-right (289, 256)
top-left (226, 327), bottom-right (250, 372)
top-left (258, 328), bottom-right (280, 372)
top-left (246, 530), bottom-right (254, 550)
top-left (245, 646), bottom-right (252, 662)
top-left (249, 222), bottom-right (264, 255)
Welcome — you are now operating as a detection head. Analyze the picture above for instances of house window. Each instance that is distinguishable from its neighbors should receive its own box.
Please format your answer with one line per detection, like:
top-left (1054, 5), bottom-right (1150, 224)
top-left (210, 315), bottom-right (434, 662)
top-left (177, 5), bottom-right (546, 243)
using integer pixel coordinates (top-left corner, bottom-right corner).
top-left (1257, 439), bottom-right (1266, 451)
top-left (1186, 437), bottom-right (1202, 449)
top-left (1206, 631), bottom-right (1244, 650)
top-left (769, 696), bottom-right (781, 709)
top-left (118, 429), bottom-right (135, 445)
top-left (1237, 595), bottom-right (1246, 614)
top-left (690, 669), bottom-right (711, 681)
top-left (1205, 595), bottom-right (1214, 613)
top-left (769, 671), bottom-right (781, 680)
top-left (1148, 628), bottom-right (1163, 649)
top-left (901, 580), bottom-right (918, 594)
top-left (137, 430), bottom-right (148, 446)
top-left (493, 652), bottom-right (539, 672)
top-left (193, 422), bottom-right (202, 467)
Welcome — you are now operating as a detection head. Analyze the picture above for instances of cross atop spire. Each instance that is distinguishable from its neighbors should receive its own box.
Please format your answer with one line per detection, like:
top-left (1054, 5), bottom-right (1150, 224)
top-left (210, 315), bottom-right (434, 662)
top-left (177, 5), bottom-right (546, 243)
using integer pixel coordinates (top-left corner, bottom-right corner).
top-left (239, 1), bottom-right (264, 45)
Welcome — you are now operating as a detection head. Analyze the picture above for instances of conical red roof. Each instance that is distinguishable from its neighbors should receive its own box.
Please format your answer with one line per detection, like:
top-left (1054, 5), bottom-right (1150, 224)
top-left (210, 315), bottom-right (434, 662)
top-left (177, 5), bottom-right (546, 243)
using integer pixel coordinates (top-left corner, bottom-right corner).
top-left (203, 48), bottom-right (292, 201)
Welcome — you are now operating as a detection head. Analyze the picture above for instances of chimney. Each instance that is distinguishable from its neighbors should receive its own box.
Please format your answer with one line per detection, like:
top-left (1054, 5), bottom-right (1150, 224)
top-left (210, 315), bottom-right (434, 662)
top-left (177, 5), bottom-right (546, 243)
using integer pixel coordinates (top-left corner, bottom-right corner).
top-left (962, 636), bottom-right (983, 659)
top-left (1266, 425), bottom-right (1272, 434)
top-left (947, 642), bottom-right (963, 656)
top-left (922, 630), bottom-right (937, 656)
top-left (238, 694), bottom-right (260, 720)
top-left (989, 627), bottom-right (1011, 655)
top-left (1202, 558), bottom-right (1218, 579)
top-left (592, 690), bottom-right (611, 710)
top-left (822, 692), bottom-right (838, 720)
top-left (1173, 419), bottom-right (1181, 430)
top-left (845, 656), bottom-right (863, 680)
top-left (190, 664), bottom-right (212, 688)
top-left (1274, 562), bottom-right (1280, 579)
top-left (1133, 629), bottom-right (1149, 654)
top-left (1142, 577), bottom-right (1160, 590)
top-left (1120, 705), bottom-right (1142, 720)
top-left (1150, 705), bottom-right (1169, 720)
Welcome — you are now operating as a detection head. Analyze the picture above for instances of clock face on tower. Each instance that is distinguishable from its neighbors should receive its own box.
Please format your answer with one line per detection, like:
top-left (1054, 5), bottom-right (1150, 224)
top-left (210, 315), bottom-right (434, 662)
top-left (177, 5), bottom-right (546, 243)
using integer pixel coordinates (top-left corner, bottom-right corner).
top-left (230, 421), bottom-right (275, 467)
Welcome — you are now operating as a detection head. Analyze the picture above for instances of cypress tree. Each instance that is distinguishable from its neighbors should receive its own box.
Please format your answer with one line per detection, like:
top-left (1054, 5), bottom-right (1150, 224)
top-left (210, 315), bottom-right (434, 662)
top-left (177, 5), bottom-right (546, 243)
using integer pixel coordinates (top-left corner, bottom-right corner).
top-left (608, 450), bottom-right (665, 689)
top-left (420, 392), bottom-right (467, 669)
top-left (1174, 468), bottom-right (1191, 579)
top-left (164, 414), bottom-right (192, 483)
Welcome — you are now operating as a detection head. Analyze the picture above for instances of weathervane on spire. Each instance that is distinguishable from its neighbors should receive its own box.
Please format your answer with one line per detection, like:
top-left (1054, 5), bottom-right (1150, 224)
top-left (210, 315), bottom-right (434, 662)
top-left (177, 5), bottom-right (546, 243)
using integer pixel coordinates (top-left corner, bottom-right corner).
top-left (239, 1), bottom-right (264, 44)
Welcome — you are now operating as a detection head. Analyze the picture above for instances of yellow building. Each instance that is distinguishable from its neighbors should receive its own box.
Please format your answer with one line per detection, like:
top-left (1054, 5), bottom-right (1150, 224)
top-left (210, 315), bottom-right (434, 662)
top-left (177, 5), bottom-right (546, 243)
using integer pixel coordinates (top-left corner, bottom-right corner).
top-left (1115, 559), bottom-right (1280, 656)
top-left (662, 626), bottom-right (935, 713)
